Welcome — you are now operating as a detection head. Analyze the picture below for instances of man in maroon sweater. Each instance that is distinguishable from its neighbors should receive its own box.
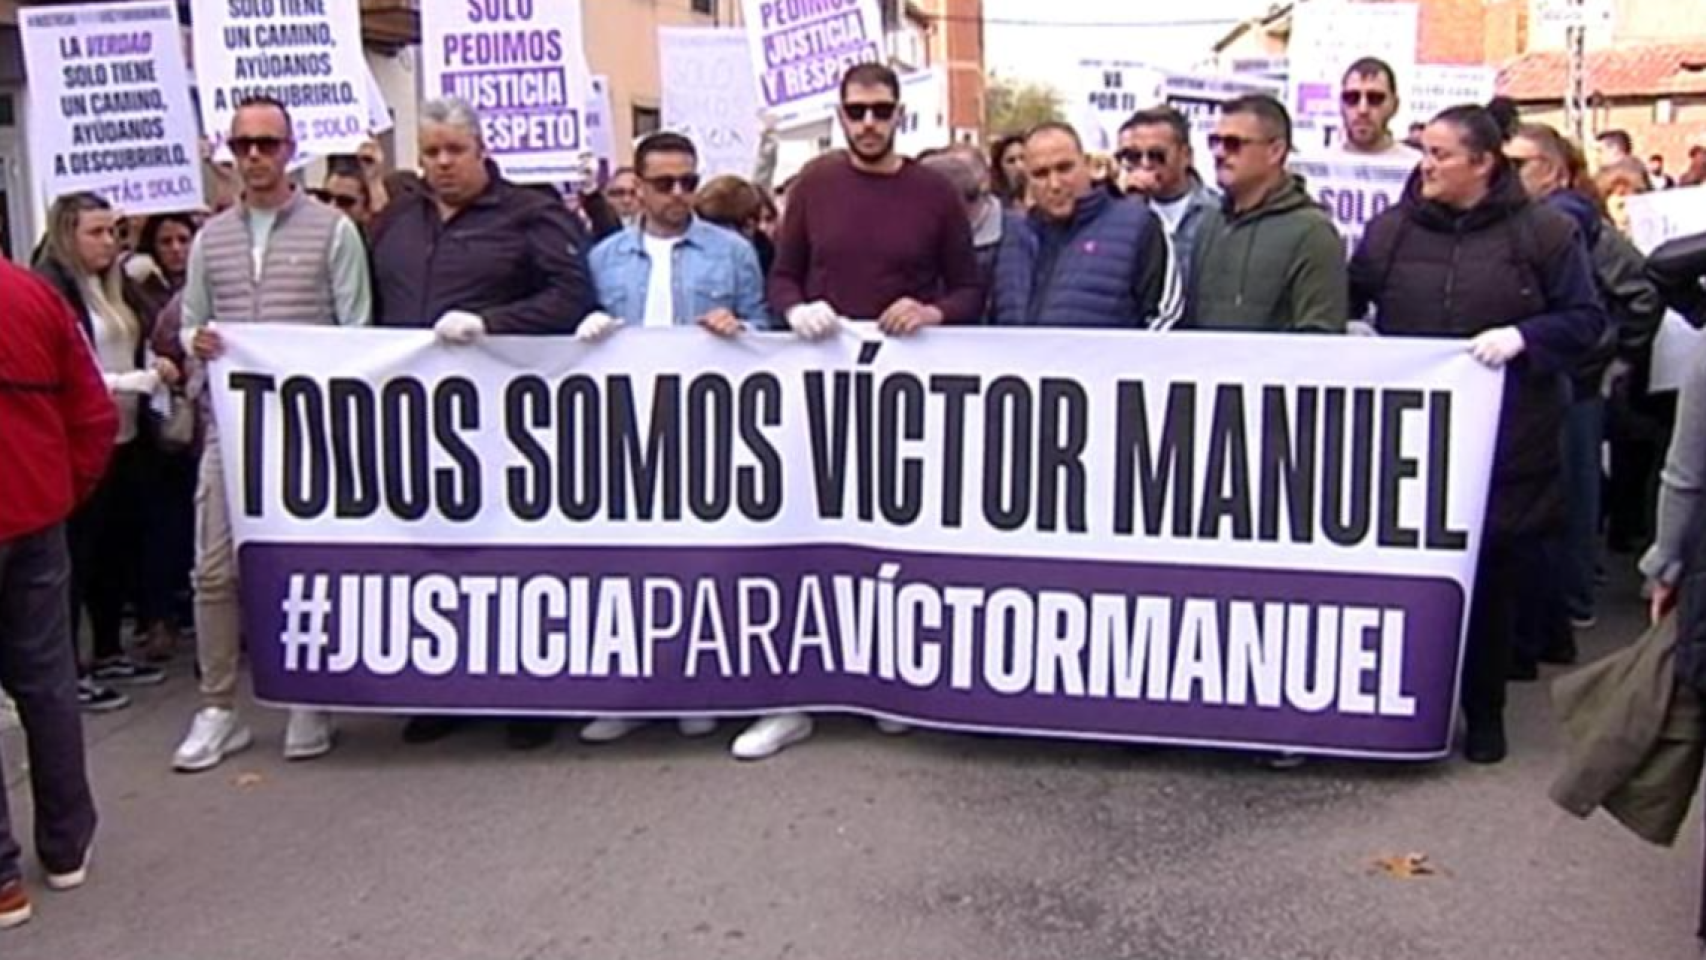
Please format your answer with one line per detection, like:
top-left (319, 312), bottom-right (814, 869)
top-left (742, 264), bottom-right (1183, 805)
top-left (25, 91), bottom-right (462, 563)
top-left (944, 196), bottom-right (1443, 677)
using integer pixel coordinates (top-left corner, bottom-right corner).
top-left (0, 260), bottom-right (116, 928)
top-left (737, 65), bottom-right (983, 762)
top-left (768, 62), bottom-right (985, 337)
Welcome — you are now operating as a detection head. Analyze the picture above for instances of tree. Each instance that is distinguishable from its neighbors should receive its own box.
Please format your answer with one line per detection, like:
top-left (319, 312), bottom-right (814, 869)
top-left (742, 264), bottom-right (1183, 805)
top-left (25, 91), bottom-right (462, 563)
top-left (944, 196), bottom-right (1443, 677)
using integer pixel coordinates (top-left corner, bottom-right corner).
top-left (984, 73), bottom-right (1065, 138)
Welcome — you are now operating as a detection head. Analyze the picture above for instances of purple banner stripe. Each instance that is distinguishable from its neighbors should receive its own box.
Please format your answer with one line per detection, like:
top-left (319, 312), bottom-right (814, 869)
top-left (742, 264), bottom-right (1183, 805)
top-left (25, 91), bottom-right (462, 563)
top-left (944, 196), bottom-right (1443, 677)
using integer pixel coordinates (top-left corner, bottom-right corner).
top-left (240, 542), bottom-right (1464, 759)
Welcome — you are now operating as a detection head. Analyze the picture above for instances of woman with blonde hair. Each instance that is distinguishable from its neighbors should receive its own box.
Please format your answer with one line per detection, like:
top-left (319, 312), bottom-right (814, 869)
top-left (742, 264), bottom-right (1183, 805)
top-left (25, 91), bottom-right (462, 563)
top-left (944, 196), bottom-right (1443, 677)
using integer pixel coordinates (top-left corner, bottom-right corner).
top-left (33, 192), bottom-right (180, 709)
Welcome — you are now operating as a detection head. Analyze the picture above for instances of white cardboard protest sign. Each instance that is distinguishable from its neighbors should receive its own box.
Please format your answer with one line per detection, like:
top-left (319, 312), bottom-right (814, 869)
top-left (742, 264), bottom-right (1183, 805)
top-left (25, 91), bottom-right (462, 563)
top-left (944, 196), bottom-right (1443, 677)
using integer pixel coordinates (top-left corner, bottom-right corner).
top-left (741, 0), bottom-right (883, 126)
top-left (21, 1), bottom-right (204, 214)
top-left (1407, 64), bottom-right (1496, 127)
top-left (1626, 186), bottom-right (1706, 393)
top-left (1288, 1), bottom-right (1419, 150)
top-left (420, 0), bottom-right (593, 184)
top-left (661, 28), bottom-right (764, 180)
top-left (190, 0), bottom-right (370, 155)
top-left (1289, 153), bottom-right (1418, 259)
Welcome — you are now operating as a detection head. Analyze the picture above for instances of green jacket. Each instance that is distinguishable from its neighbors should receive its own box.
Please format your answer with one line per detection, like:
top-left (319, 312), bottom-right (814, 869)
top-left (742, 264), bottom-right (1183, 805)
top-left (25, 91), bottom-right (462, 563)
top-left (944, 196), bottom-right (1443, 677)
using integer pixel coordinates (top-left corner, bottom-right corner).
top-left (1550, 613), bottom-right (1706, 847)
top-left (1183, 175), bottom-right (1347, 334)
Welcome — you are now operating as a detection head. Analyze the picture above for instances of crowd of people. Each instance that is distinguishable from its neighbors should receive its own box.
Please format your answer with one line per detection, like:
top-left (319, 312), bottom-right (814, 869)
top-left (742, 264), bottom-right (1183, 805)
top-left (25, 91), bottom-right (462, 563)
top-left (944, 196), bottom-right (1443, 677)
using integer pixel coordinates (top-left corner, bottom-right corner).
top-left (3, 56), bottom-right (1706, 929)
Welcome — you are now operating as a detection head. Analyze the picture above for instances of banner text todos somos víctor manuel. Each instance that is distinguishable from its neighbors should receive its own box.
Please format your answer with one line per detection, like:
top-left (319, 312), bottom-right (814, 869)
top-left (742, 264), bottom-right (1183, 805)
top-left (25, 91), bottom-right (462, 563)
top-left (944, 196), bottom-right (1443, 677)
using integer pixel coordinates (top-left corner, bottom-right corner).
top-left (211, 328), bottom-right (1502, 760)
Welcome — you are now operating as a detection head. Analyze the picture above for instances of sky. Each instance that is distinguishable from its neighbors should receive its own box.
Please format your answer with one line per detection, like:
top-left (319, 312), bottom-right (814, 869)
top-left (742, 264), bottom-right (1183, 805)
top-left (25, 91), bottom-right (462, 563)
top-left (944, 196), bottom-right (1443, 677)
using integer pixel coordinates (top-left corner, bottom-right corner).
top-left (983, 0), bottom-right (1279, 86)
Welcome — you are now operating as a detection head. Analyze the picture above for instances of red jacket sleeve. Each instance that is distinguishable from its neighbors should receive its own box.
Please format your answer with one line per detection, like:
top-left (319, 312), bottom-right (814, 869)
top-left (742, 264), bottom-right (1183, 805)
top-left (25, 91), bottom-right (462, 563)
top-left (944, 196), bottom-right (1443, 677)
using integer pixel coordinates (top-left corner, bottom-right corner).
top-left (54, 293), bottom-right (118, 504)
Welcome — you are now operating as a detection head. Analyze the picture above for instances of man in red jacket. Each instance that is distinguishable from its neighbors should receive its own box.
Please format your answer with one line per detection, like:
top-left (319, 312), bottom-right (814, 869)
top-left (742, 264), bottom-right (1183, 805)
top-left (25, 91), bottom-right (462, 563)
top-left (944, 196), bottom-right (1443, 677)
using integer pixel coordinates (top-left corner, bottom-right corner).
top-left (0, 259), bottom-right (117, 929)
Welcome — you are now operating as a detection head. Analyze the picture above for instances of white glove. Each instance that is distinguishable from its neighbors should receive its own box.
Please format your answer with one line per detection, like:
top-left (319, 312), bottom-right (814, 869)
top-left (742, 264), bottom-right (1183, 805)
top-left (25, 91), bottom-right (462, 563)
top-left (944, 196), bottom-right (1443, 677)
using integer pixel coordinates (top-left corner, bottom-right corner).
top-left (786, 301), bottom-right (841, 340)
top-left (433, 310), bottom-right (486, 345)
top-left (1468, 327), bottom-right (1526, 368)
top-left (575, 311), bottom-right (623, 343)
top-left (107, 370), bottom-right (162, 395)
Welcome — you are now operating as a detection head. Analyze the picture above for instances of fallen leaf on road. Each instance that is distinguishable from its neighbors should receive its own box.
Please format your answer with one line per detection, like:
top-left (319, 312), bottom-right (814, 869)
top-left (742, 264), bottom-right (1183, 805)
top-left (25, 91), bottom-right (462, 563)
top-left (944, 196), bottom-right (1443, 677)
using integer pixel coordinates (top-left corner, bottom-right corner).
top-left (1372, 853), bottom-right (1438, 879)
top-left (231, 772), bottom-right (265, 789)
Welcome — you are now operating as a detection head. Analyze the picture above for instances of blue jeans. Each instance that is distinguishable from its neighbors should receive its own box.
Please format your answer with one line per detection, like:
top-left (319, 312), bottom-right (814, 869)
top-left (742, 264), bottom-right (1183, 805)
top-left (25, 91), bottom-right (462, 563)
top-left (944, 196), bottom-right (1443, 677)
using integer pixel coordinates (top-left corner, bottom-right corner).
top-left (1560, 398), bottom-right (1604, 622)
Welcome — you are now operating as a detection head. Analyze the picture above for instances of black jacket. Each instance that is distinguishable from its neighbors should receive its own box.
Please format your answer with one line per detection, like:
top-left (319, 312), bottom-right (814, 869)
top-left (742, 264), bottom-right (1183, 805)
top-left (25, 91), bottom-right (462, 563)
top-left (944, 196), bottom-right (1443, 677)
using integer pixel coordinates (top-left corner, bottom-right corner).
top-left (1350, 166), bottom-right (1607, 540)
top-left (370, 163), bottom-right (596, 332)
top-left (32, 256), bottom-right (154, 369)
top-left (1650, 230), bottom-right (1706, 327)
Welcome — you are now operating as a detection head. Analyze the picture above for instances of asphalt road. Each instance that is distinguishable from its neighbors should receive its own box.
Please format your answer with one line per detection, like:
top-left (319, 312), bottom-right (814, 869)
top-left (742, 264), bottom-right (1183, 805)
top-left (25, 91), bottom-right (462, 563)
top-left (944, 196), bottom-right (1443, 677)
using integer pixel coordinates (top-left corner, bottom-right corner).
top-left (2, 578), bottom-right (1701, 960)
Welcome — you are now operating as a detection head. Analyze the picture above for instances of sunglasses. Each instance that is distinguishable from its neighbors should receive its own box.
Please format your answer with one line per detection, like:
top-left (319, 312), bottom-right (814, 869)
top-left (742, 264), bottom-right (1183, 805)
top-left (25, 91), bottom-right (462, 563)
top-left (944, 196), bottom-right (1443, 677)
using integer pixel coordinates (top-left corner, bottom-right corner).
top-left (643, 174), bottom-right (702, 194)
top-left (1207, 134), bottom-right (1273, 155)
top-left (605, 187), bottom-right (635, 199)
top-left (1117, 148), bottom-right (1171, 168)
top-left (309, 189), bottom-right (362, 211)
top-left (842, 102), bottom-right (899, 122)
top-left (1341, 90), bottom-right (1390, 108)
top-left (229, 136), bottom-right (287, 156)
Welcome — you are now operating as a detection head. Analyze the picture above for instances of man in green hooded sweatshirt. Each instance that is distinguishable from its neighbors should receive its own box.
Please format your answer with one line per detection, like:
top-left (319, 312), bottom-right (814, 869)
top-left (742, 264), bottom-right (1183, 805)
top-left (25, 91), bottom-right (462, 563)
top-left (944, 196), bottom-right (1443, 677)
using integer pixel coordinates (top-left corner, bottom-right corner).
top-left (1183, 94), bottom-right (1348, 333)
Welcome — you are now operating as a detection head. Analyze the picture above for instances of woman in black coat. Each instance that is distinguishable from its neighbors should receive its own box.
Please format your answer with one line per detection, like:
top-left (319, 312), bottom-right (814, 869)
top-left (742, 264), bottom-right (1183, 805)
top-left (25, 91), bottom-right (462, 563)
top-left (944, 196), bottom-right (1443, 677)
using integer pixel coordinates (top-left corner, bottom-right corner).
top-left (1349, 105), bottom-right (1606, 763)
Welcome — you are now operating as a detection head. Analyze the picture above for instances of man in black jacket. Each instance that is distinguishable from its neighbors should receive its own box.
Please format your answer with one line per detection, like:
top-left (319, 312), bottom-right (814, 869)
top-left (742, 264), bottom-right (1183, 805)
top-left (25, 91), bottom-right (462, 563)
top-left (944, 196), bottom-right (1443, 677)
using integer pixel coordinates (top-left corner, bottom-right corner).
top-left (369, 96), bottom-right (597, 338)
top-left (369, 97), bottom-right (596, 749)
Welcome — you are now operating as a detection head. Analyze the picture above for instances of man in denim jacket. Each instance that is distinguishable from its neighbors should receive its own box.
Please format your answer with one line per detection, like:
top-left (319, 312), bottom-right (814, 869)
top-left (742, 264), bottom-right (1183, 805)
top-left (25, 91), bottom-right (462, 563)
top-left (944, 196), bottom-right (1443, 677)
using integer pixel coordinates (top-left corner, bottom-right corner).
top-left (580, 132), bottom-right (768, 341)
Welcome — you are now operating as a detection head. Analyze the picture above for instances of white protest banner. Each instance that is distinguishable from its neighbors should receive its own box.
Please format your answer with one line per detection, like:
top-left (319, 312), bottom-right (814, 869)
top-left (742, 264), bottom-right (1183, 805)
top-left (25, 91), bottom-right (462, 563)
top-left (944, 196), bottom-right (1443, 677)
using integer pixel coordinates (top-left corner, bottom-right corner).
top-left (1407, 64), bottom-right (1496, 127)
top-left (421, 0), bottom-right (592, 184)
top-left (209, 327), bottom-right (1502, 760)
top-left (190, 0), bottom-right (369, 155)
top-left (661, 28), bottom-right (763, 179)
top-left (365, 64), bottom-right (393, 135)
top-left (1289, 154), bottom-right (1417, 258)
top-left (742, 0), bottom-right (883, 126)
top-left (1288, 1), bottom-right (1418, 150)
top-left (1072, 60), bottom-right (1165, 153)
top-left (20, 1), bottom-right (204, 215)
top-left (1162, 71), bottom-right (1285, 184)
top-left (1626, 186), bottom-right (1706, 393)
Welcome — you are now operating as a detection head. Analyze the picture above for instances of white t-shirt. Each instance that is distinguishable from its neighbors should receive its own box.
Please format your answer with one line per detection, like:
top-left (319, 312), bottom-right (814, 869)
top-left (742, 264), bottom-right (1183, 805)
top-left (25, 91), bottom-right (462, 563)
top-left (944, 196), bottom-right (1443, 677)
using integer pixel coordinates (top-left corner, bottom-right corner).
top-left (642, 233), bottom-right (681, 328)
top-left (1331, 140), bottom-right (1420, 163)
top-left (248, 207), bottom-right (279, 278)
top-left (1150, 192), bottom-right (1195, 239)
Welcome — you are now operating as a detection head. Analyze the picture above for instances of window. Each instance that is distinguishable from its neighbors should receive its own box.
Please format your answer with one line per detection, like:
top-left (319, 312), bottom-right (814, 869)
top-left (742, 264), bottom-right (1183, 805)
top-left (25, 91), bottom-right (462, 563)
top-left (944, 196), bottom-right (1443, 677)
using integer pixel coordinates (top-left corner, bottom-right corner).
top-left (633, 105), bottom-right (661, 138)
top-left (0, 94), bottom-right (13, 129)
top-left (691, 0), bottom-right (715, 14)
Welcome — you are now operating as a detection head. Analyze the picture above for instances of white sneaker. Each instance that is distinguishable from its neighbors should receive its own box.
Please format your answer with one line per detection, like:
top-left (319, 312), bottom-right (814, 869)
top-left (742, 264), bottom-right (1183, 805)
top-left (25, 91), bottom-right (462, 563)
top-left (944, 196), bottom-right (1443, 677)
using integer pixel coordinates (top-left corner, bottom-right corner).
top-left (283, 709), bottom-right (336, 761)
top-left (677, 717), bottom-right (718, 737)
top-left (875, 718), bottom-right (912, 735)
top-left (580, 717), bottom-right (648, 743)
top-left (173, 707), bottom-right (253, 773)
top-left (731, 713), bottom-right (814, 761)
top-left (45, 849), bottom-right (90, 892)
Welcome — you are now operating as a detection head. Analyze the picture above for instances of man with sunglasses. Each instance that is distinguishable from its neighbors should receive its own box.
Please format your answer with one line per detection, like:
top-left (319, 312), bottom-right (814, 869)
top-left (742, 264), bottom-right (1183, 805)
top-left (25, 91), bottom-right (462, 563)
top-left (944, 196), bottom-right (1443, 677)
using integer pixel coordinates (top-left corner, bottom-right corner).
top-left (174, 95), bottom-right (372, 773)
top-left (1117, 107), bottom-right (1218, 291)
top-left (579, 133), bottom-right (767, 347)
top-left (990, 122), bottom-right (1180, 329)
top-left (603, 168), bottom-right (643, 228)
top-left (1183, 94), bottom-right (1347, 334)
top-left (769, 62), bottom-right (984, 343)
top-left (1335, 58), bottom-right (1416, 160)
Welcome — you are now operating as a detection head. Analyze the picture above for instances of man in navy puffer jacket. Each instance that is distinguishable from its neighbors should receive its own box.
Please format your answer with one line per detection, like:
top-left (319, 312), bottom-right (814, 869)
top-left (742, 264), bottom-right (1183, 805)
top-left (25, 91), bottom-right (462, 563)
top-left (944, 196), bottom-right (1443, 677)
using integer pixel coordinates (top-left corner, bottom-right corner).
top-left (990, 123), bottom-right (1181, 328)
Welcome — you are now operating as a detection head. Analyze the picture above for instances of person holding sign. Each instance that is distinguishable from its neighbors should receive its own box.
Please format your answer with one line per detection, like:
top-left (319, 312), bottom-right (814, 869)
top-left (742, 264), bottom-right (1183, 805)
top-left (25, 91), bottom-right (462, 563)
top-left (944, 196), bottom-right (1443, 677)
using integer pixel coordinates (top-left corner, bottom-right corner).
top-left (1182, 95), bottom-right (1348, 334)
top-left (173, 96), bottom-right (372, 773)
top-left (1349, 105), bottom-right (1606, 763)
top-left (989, 122), bottom-right (1180, 329)
top-left (368, 96), bottom-right (596, 753)
top-left (768, 62), bottom-right (984, 343)
top-left (370, 97), bottom-right (597, 344)
top-left (1334, 58), bottom-right (1417, 161)
top-left (1117, 107), bottom-right (1219, 291)
top-left (580, 131), bottom-right (768, 350)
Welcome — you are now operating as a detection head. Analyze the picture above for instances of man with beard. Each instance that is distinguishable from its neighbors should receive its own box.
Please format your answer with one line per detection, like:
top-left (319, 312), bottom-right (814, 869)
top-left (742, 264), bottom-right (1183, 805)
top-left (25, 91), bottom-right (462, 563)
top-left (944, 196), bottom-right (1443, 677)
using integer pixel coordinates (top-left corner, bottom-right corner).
top-left (747, 63), bottom-right (982, 760)
top-left (768, 62), bottom-right (984, 342)
top-left (1335, 58), bottom-right (1418, 161)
